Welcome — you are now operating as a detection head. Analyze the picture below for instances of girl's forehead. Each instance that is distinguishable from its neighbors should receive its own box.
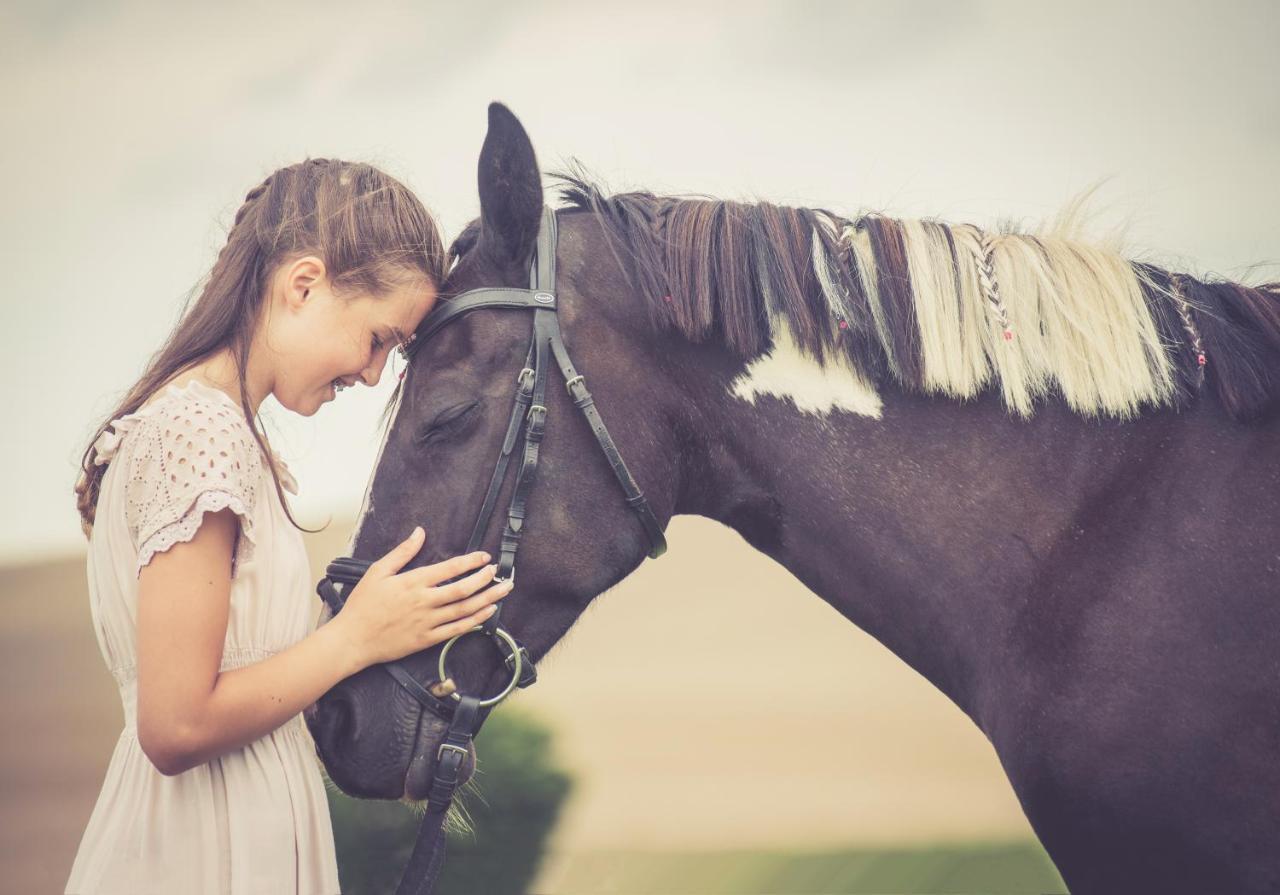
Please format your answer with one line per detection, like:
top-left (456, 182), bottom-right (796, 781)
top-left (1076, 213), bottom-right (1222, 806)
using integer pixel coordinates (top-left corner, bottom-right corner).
top-left (398, 281), bottom-right (439, 327)
top-left (358, 280), bottom-right (438, 332)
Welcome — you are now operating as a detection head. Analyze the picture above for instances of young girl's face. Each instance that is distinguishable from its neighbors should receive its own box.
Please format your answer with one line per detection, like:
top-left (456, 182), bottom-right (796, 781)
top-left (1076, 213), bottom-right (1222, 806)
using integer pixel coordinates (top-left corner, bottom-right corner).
top-left (266, 257), bottom-right (438, 415)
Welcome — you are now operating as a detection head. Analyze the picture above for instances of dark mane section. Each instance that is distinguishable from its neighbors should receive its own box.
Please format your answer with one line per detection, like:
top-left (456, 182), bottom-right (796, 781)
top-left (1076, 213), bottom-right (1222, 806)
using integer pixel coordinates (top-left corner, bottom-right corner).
top-left (1197, 280), bottom-right (1280, 419)
top-left (1135, 262), bottom-right (1280, 419)
top-left (861, 217), bottom-right (921, 384)
top-left (558, 171), bottom-right (1280, 422)
top-left (555, 172), bottom-right (892, 384)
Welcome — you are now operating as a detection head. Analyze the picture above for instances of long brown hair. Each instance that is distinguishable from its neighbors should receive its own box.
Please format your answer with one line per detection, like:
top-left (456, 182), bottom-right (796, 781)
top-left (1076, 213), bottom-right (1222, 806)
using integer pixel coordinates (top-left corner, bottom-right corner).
top-left (74, 158), bottom-right (448, 536)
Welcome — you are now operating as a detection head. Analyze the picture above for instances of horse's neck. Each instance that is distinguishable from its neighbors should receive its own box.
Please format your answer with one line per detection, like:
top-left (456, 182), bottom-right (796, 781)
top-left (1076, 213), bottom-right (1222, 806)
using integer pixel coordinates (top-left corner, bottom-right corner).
top-left (677, 386), bottom-right (1199, 722)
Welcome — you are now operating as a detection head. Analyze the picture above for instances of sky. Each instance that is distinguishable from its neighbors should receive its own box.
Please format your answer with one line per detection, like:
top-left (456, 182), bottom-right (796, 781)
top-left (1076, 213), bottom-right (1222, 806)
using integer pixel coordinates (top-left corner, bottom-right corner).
top-left (2, 0), bottom-right (1277, 563)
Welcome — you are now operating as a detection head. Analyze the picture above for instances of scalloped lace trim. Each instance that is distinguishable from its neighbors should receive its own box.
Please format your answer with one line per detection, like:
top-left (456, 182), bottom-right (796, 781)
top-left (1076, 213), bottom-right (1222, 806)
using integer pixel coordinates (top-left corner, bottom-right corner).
top-left (136, 489), bottom-right (256, 578)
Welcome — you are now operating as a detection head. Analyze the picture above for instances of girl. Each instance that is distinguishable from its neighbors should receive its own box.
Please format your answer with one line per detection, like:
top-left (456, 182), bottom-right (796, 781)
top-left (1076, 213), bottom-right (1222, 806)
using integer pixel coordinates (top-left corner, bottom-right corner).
top-left (67, 159), bottom-right (511, 894)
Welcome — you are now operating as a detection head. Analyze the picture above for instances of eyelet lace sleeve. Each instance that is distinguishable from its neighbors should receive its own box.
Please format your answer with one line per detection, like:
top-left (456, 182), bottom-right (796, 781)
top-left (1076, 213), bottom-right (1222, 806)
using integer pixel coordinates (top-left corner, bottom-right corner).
top-left (123, 399), bottom-right (263, 579)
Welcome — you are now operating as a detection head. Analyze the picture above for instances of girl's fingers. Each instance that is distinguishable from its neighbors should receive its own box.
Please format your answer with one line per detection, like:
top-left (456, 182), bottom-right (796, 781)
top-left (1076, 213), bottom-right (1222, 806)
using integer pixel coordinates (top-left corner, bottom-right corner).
top-left (436, 580), bottom-right (512, 622)
top-left (430, 604), bottom-right (499, 643)
top-left (428, 563), bottom-right (498, 603)
top-left (368, 527), bottom-right (425, 577)
top-left (408, 551), bottom-right (491, 587)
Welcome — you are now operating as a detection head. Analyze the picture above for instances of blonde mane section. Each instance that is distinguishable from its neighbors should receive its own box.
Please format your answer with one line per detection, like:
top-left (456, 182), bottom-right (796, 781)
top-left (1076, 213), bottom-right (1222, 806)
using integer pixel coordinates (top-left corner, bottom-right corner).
top-left (733, 197), bottom-right (1181, 421)
top-left (899, 220), bottom-right (993, 399)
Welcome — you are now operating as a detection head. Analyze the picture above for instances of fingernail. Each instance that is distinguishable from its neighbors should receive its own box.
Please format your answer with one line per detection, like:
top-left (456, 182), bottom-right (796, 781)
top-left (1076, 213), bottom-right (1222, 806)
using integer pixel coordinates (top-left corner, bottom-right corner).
top-left (412, 526), bottom-right (423, 539)
top-left (486, 564), bottom-right (498, 575)
top-left (485, 605), bottom-right (498, 615)
top-left (480, 552), bottom-right (492, 563)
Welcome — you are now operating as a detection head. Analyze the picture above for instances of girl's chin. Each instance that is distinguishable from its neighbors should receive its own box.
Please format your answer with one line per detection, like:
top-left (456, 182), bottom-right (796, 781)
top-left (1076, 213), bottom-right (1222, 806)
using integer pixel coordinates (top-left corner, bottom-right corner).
top-left (313, 381), bottom-right (337, 413)
top-left (280, 384), bottom-right (333, 416)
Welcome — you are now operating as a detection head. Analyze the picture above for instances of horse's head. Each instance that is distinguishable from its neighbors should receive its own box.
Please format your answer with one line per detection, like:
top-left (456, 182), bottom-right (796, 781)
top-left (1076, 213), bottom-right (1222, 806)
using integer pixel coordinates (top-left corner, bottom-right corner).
top-left (306, 104), bottom-right (686, 802)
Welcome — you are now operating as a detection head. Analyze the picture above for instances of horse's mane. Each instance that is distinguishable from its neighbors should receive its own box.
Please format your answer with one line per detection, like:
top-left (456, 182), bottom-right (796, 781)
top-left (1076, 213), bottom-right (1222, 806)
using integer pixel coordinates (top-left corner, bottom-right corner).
top-left (553, 171), bottom-right (1280, 423)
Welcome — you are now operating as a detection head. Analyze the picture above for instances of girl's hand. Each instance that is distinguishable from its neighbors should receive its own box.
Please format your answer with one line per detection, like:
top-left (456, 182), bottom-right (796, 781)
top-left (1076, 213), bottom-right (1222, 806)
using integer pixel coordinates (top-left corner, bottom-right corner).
top-left (333, 527), bottom-right (513, 670)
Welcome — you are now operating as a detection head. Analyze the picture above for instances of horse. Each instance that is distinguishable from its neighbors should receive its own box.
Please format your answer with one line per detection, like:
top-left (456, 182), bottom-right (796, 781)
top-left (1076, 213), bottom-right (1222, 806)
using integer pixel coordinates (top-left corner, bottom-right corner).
top-left (305, 103), bottom-right (1280, 894)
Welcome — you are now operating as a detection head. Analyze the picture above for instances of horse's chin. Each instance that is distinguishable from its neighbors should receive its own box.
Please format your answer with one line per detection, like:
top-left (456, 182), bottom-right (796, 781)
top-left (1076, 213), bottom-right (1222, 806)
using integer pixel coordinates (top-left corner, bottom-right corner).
top-left (403, 737), bottom-right (477, 803)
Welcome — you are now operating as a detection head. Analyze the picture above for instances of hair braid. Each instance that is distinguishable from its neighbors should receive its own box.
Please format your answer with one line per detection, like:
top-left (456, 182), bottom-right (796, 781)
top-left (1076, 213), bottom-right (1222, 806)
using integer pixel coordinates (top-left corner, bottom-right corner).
top-left (232, 174), bottom-right (273, 229)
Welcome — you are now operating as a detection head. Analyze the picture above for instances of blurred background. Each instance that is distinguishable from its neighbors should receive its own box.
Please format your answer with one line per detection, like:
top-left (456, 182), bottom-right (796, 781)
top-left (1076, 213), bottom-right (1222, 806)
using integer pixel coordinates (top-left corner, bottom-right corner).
top-left (3, 0), bottom-right (1276, 892)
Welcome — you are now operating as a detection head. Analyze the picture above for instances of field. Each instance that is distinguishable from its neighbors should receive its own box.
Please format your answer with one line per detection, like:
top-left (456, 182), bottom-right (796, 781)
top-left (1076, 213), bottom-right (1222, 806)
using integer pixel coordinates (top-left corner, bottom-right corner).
top-left (1, 516), bottom-right (1063, 894)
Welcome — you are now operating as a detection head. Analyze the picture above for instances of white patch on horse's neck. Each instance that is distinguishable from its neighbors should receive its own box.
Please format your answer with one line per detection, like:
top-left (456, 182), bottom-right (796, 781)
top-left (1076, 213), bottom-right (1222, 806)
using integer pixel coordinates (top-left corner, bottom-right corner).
top-left (729, 322), bottom-right (883, 419)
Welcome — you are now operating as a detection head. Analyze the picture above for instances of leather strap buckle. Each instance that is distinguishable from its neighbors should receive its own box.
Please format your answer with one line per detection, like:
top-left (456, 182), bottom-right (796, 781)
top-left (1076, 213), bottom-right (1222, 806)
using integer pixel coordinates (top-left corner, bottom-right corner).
top-left (526, 404), bottom-right (548, 435)
top-left (437, 742), bottom-right (469, 763)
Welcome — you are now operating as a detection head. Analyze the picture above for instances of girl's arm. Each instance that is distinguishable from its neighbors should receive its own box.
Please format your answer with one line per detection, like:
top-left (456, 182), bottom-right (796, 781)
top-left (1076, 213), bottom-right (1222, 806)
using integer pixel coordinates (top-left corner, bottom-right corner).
top-left (135, 509), bottom-right (505, 776)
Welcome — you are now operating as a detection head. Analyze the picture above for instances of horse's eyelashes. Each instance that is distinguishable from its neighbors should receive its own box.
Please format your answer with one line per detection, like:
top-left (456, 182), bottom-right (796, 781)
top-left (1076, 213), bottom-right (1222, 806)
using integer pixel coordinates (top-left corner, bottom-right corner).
top-left (417, 401), bottom-right (481, 445)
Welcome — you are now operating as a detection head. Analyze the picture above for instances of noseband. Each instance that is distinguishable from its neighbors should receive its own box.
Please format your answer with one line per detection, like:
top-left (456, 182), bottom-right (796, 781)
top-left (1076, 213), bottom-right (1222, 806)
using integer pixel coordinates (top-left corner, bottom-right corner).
top-left (315, 206), bottom-right (667, 894)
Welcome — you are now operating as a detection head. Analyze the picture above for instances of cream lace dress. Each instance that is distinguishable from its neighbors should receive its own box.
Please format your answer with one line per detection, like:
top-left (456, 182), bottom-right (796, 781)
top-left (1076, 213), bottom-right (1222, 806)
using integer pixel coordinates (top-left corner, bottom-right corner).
top-left (65, 380), bottom-right (341, 894)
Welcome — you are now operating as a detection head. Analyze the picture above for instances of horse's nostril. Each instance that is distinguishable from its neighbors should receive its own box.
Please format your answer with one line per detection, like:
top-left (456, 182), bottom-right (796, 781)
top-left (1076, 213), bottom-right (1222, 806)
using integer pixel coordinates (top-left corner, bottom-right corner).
top-left (313, 689), bottom-right (359, 756)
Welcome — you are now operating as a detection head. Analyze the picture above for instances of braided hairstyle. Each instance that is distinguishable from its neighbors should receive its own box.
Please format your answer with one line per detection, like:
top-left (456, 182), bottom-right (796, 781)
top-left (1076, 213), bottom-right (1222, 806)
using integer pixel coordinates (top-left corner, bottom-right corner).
top-left (75, 158), bottom-right (448, 536)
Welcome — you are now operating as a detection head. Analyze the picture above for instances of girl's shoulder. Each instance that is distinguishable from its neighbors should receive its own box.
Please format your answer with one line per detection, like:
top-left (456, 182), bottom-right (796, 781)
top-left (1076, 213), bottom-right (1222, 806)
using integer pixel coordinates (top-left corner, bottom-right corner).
top-left (93, 379), bottom-right (296, 494)
top-left (92, 379), bottom-right (250, 465)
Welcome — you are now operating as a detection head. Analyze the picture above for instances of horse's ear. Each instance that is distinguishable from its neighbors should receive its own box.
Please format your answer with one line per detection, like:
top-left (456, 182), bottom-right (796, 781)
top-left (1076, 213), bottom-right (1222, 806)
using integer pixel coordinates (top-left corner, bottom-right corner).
top-left (477, 102), bottom-right (543, 266)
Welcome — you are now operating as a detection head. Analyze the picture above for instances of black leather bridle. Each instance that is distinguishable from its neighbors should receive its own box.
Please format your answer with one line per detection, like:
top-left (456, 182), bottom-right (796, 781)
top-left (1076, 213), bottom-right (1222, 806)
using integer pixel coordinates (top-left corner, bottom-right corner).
top-left (315, 206), bottom-right (667, 894)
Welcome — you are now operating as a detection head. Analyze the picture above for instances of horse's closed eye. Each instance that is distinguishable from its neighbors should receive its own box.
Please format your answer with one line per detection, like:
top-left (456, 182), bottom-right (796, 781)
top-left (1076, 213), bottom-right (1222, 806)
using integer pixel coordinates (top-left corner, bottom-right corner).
top-left (417, 402), bottom-right (481, 445)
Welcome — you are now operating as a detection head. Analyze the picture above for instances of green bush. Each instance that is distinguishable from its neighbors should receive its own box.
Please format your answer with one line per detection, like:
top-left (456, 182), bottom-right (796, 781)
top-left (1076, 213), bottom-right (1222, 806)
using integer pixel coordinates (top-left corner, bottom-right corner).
top-left (326, 706), bottom-right (573, 895)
